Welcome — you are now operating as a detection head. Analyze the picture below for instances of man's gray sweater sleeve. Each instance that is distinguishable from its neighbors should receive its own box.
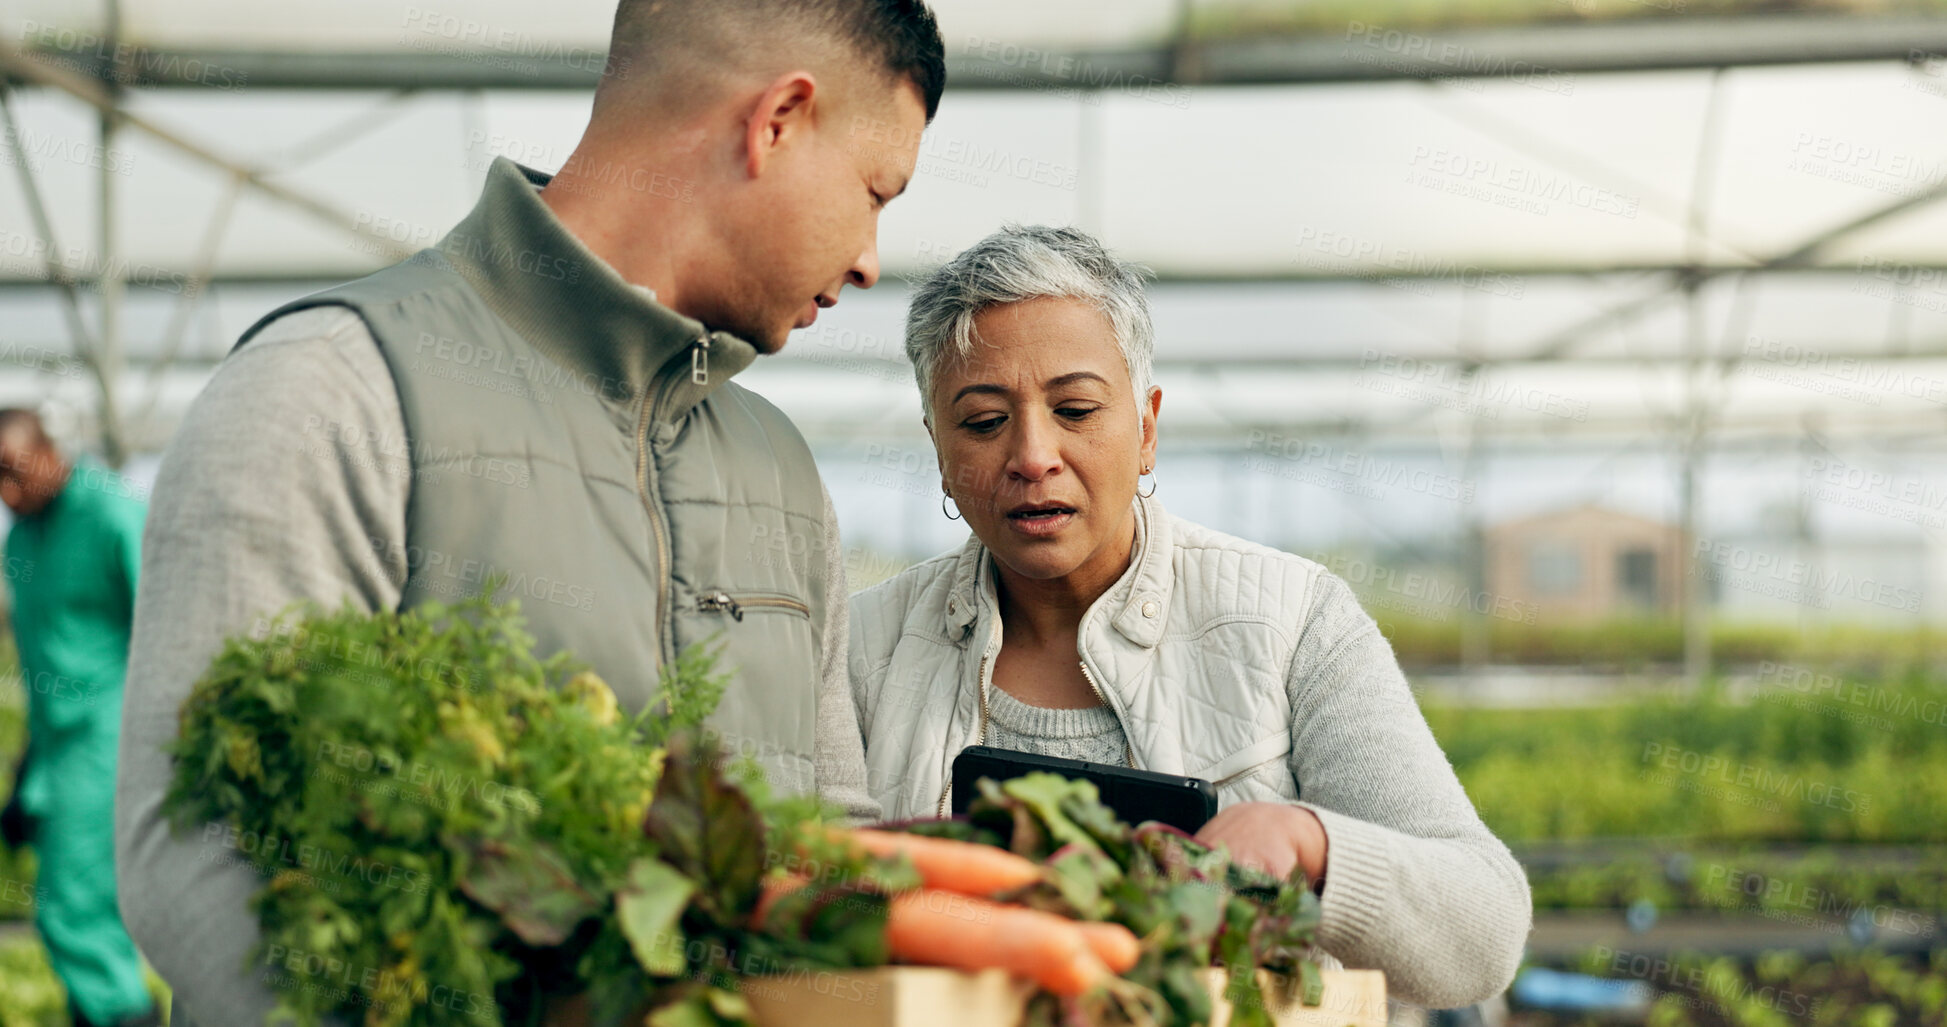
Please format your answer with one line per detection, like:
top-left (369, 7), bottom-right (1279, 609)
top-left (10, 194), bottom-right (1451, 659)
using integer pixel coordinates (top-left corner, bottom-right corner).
top-left (1288, 574), bottom-right (1533, 1011)
top-left (116, 307), bottom-right (408, 1027)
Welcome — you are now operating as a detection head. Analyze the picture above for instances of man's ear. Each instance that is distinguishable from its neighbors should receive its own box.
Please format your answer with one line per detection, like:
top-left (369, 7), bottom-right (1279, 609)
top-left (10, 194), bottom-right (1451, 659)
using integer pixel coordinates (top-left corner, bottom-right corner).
top-left (743, 71), bottom-right (819, 180)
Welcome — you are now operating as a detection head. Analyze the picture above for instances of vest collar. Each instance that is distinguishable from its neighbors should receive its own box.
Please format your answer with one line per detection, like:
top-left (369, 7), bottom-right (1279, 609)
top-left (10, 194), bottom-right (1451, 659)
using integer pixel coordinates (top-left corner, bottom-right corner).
top-left (430, 157), bottom-right (758, 417)
top-left (941, 493), bottom-right (1176, 649)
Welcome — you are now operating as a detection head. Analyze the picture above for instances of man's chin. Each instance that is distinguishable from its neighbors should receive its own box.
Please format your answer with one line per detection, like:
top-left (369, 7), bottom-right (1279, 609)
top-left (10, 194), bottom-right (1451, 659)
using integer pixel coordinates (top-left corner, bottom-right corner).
top-left (751, 325), bottom-right (792, 355)
top-left (710, 317), bottom-right (789, 355)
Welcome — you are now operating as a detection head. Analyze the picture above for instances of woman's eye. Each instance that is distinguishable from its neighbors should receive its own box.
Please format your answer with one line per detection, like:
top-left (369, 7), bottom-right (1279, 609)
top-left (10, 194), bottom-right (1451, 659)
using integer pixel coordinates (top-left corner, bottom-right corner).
top-left (963, 417), bottom-right (1005, 434)
top-left (1056, 406), bottom-right (1097, 420)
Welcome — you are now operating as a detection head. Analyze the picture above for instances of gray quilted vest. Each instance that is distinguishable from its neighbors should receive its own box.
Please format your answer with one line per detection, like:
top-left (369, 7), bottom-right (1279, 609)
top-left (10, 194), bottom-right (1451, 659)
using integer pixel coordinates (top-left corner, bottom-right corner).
top-left (236, 157), bottom-right (823, 793)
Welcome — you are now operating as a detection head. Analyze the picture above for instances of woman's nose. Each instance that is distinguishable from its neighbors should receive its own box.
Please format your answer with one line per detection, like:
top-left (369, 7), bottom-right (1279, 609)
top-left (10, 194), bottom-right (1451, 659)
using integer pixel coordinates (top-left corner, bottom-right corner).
top-left (1005, 415), bottom-right (1062, 481)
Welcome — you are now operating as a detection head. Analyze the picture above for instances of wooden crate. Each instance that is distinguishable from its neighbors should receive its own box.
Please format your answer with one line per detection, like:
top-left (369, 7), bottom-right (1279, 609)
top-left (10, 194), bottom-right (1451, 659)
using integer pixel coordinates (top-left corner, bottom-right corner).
top-left (742, 966), bottom-right (1387, 1026)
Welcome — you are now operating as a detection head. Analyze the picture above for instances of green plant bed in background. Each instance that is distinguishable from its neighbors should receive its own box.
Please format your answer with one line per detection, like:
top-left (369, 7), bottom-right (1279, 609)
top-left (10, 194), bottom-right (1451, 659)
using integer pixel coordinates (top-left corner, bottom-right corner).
top-left (1520, 845), bottom-right (1947, 919)
top-left (0, 844), bottom-right (36, 921)
top-left (0, 935), bottom-right (172, 1027)
top-left (0, 935), bottom-right (69, 1027)
top-left (1512, 947), bottom-right (1947, 1027)
top-left (0, 699), bottom-right (30, 923)
top-left (1373, 615), bottom-right (1947, 678)
top-left (1425, 679), bottom-right (1947, 844)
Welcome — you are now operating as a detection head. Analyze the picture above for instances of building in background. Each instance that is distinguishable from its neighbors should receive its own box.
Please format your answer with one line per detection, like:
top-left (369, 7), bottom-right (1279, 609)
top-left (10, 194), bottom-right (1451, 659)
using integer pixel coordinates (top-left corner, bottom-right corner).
top-left (1486, 504), bottom-right (1686, 621)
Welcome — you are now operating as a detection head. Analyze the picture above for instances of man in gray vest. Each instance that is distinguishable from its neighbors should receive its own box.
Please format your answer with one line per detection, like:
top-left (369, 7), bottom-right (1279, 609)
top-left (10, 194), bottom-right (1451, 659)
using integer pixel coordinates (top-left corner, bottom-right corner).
top-left (115, 2), bottom-right (943, 1023)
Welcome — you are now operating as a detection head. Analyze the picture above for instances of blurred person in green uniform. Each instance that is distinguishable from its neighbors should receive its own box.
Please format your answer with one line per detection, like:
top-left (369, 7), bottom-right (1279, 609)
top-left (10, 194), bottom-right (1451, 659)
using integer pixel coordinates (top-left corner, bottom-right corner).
top-left (0, 409), bottom-right (158, 1027)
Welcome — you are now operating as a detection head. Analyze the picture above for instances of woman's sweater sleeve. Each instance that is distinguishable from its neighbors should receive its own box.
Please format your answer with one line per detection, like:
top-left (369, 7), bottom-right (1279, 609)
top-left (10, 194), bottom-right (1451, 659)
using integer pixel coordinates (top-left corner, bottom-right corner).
top-left (1284, 573), bottom-right (1532, 1010)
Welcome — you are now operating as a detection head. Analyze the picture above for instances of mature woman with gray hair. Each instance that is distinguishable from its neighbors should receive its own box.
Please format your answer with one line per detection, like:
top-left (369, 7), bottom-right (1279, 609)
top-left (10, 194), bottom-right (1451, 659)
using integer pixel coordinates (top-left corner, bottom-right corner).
top-left (846, 225), bottom-right (1531, 1009)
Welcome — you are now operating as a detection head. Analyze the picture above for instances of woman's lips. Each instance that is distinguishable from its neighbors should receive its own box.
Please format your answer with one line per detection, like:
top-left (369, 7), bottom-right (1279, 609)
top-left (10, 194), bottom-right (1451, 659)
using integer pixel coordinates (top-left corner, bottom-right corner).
top-left (1005, 508), bottom-right (1074, 537)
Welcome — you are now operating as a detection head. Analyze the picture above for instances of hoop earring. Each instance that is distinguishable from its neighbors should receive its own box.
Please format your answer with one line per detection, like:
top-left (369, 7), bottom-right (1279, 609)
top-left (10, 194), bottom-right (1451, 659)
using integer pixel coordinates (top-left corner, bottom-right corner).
top-left (942, 492), bottom-right (963, 520)
top-left (1138, 465), bottom-right (1157, 499)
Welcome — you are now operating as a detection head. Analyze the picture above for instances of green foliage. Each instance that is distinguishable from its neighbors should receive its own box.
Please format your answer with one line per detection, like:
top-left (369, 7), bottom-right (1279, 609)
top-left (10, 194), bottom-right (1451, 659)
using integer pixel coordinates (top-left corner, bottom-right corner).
top-left (643, 736), bottom-right (766, 930)
top-left (639, 647), bottom-right (727, 752)
top-left (0, 936), bottom-right (174, 1027)
top-left (1526, 845), bottom-right (1947, 914)
top-left (617, 735), bottom-right (900, 1027)
top-left (1373, 615), bottom-right (1946, 676)
top-left (163, 591), bottom-right (910, 1027)
top-left (0, 656), bottom-right (32, 924)
top-left (0, 935), bottom-right (67, 1027)
top-left (1559, 947), bottom-right (1947, 1027)
top-left (910, 773), bottom-right (1325, 1027)
top-left (1424, 678), bottom-right (1947, 842)
top-left (162, 592), bottom-right (721, 1027)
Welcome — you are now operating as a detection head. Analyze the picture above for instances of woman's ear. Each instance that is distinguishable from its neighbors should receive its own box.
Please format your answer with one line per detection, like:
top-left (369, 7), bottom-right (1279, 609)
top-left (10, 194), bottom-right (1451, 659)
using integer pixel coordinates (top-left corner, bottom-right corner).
top-left (1139, 386), bottom-right (1163, 468)
top-left (922, 414), bottom-right (946, 481)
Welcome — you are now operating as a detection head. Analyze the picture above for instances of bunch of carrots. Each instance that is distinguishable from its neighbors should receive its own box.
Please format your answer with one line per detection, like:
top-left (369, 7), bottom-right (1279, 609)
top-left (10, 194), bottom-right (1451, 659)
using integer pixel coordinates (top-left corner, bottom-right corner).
top-left (757, 829), bottom-right (1140, 998)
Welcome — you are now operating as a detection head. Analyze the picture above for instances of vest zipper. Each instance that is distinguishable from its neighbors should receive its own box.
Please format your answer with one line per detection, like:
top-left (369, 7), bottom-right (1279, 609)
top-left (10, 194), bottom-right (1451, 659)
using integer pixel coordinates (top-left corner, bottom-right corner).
top-left (697, 591), bottom-right (810, 622)
top-left (698, 591), bottom-right (743, 621)
top-left (634, 392), bottom-right (671, 666)
top-left (639, 333), bottom-right (709, 669)
top-left (937, 615), bottom-right (1002, 818)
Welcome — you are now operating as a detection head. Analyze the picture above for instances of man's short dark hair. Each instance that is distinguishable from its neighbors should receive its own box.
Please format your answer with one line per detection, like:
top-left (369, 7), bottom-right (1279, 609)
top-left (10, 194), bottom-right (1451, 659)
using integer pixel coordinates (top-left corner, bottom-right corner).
top-left (599, 0), bottom-right (946, 122)
top-left (844, 0), bottom-right (946, 121)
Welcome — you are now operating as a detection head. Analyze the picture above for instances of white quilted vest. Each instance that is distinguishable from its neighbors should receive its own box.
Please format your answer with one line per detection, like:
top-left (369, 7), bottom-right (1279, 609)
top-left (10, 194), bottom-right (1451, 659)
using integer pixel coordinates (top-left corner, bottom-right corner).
top-left (850, 494), bottom-right (1325, 821)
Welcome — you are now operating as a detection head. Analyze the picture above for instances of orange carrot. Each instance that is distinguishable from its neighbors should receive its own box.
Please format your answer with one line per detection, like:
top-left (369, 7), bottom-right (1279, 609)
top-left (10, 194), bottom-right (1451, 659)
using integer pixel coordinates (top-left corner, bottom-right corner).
top-left (885, 889), bottom-right (1114, 996)
top-left (1074, 920), bottom-right (1142, 974)
top-left (753, 873), bottom-right (809, 927)
top-left (844, 829), bottom-right (1044, 896)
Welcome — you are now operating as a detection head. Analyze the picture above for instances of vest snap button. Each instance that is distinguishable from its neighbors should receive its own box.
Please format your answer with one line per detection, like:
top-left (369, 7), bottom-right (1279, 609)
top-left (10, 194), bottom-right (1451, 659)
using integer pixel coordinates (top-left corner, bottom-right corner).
top-left (1141, 600), bottom-right (1159, 618)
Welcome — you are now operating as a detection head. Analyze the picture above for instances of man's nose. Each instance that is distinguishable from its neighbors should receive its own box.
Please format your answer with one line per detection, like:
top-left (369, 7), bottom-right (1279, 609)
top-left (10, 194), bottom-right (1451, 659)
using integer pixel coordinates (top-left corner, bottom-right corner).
top-left (847, 237), bottom-right (881, 290)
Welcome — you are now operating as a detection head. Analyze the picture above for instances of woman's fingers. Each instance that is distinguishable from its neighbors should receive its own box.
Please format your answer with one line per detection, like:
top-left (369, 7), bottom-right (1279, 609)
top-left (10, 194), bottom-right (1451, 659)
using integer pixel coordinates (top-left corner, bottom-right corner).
top-left (1192, 801), bottom-right (1328, 882)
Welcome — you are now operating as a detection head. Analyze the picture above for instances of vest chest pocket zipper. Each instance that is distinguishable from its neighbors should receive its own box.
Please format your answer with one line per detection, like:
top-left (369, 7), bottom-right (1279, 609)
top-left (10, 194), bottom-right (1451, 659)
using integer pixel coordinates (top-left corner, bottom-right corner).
top-left (697, 590), bottom-right (810, 622)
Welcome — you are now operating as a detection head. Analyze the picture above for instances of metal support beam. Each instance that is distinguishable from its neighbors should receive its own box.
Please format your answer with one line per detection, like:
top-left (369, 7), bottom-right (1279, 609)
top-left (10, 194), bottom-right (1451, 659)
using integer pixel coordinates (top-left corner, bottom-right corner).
top-left (10, 14), bottom-right (1944, 91)
top-left (0, 37), bottom-right (414, 262)
top-left (93, 0), bottom-right (128, 467)
top-left (4, 261), bottom-right (1945, 291)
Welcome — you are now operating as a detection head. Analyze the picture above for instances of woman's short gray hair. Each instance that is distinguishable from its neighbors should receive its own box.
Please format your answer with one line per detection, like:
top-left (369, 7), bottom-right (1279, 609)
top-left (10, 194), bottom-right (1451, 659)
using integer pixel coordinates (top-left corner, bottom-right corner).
top-left (904, 225), bottom-right (1154, 419)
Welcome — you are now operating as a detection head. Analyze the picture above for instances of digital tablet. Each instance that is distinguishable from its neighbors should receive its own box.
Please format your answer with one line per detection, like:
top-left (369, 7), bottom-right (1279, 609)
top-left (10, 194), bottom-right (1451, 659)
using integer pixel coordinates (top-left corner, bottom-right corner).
top-left (950, 745), bottom-right (1220, 834)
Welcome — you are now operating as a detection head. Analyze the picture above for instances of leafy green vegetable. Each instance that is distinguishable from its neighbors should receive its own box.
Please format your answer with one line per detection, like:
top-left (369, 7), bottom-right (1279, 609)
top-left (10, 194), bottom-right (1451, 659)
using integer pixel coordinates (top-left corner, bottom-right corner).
top-left (624, 736), bottom-right (901, 1026)
top-left (919, 773), bottom-right (1327, 1027)
top-left (642, 736), bottom-right (766, 929)
top-left (453, 836), bottom-right (600, 947)
top-left (164, 591), bottom-right (722, 1026)
top-left (616, 859), bottom-right (694, 977)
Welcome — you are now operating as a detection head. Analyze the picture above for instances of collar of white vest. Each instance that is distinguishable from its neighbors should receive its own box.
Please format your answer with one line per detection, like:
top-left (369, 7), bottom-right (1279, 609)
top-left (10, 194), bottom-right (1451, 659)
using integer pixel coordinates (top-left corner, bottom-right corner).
top-left (431, 156), bottom-right (760, 417)
top-left (941, 492), bottom-right (1176, 650)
